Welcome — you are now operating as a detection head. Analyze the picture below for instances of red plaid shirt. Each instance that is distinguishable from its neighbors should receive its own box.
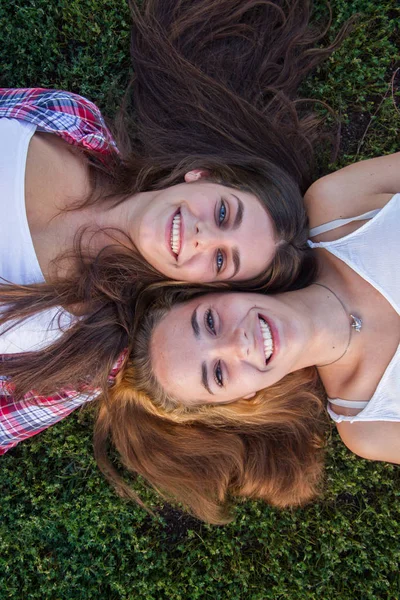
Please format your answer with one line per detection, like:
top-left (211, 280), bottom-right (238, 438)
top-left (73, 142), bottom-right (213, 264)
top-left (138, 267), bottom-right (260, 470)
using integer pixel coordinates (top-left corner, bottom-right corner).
top-left (0, 87), bottom-right (117, 153)
top-left (0, 88), bottom-right (120, 454)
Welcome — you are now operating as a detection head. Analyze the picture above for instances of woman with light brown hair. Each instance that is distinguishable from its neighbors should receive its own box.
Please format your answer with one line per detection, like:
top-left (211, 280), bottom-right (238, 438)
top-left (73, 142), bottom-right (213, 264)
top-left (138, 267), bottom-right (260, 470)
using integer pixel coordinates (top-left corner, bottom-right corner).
top-left (114, 150), bottom-right (399, 523)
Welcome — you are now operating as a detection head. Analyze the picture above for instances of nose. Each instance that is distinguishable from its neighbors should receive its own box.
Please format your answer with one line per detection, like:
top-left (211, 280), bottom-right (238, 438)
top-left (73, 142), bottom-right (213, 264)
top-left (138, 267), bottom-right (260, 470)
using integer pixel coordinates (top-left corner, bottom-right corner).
top-left (219, 328), bottom-right (250, 360)
top-left (193, 220), bottom-right (220, 251)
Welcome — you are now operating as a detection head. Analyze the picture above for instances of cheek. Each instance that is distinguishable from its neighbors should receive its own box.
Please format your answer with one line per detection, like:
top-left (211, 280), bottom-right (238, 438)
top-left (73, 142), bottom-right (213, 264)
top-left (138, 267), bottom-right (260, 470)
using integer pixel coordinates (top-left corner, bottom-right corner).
top-left (189, 195), bottom-right (213, 218)
top-left (156, 263), bottom-right (177, 279)
top-left (238, 363), bottom-right (269, 396)
top-left (242, 364), bottom-right (258, 387)
top-left (180, 258), bottom-right (210, 282)
top-left (139, 202), bottom-right (159, 231)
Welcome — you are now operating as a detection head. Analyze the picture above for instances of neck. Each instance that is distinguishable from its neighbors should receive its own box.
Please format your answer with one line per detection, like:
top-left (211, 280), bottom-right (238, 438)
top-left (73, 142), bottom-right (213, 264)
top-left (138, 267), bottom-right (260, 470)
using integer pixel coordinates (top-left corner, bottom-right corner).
top-left (82, 189), bottom-right (157, 250)
top-left (46, 189), bottom-right (157, 272)
top-left (277, 283), bottom-right (354, 370)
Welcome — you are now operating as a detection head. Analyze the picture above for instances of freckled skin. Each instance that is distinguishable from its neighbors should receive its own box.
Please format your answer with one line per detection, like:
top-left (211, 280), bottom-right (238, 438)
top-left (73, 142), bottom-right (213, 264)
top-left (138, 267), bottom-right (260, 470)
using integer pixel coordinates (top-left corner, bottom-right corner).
top-left (151, 292), bottom-right (307, 404)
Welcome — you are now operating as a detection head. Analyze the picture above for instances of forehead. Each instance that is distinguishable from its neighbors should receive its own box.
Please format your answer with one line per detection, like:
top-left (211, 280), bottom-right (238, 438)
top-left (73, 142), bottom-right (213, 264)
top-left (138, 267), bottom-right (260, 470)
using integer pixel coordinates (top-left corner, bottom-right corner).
top-left (222, 187), bottom-right (276, 279)
top-left (176, 182), bottom-right (276, 279)
top-left (150, 299), bottom-right (204, 402)
top-left (149, 293), bottom-right (258, 403)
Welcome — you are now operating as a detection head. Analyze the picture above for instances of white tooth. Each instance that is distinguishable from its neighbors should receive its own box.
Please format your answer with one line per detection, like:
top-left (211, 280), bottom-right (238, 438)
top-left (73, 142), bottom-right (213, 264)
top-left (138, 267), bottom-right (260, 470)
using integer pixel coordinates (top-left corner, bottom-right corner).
top-left (259, 317), bottom-right (274, 360)
top-left (170, 213), bottom-right (181, 254)
top-left (172, 232), bottom-right (179, 253)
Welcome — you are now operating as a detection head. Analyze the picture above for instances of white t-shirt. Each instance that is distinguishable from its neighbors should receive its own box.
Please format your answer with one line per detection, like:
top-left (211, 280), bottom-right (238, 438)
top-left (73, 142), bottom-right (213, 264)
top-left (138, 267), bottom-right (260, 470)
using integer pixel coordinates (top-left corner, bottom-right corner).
top-left (0, 118), bottom-right (72, 353)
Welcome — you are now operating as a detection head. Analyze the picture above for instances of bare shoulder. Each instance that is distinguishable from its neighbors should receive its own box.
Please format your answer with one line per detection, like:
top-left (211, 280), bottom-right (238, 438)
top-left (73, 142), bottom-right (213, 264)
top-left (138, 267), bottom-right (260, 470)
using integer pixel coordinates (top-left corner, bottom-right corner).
top-left (26, 132), bottom-right (89, 215)
top-left (30, 131), bottom-right (84, 166)
top-left (337, 420), bottom-right (400, 464)
top-left (305, 153), bottom-right (400, 236)
top-left (305, 173), bottom-right (392, 235)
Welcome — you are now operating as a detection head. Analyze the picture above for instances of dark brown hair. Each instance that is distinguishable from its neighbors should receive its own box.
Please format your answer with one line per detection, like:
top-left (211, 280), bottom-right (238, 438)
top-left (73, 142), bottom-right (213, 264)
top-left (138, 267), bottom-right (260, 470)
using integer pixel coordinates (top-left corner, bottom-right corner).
top-left (128, 0), bottom-right (354, 191)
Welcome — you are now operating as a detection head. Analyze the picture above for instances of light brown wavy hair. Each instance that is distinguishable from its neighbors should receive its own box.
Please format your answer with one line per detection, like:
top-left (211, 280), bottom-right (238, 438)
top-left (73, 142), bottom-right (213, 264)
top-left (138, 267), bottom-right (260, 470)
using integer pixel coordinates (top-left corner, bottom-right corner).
top-left (89, 285), bottom-right (327, 524)
top-left (95, 358), bottom-right (326, 524)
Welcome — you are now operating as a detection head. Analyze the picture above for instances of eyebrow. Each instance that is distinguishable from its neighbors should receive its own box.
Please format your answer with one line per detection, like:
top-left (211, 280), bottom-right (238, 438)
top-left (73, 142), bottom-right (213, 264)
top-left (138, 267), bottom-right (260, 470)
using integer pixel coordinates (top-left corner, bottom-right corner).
top-left (232, 195), bottom-right (244, 230)
top-left (225, 195), bottom-right (243, 280)
top-left (230, 248), bottom-right (241, 279)
top-left (191, 308), bottom-right (214, 395)
top-left (226, 247), bottom-right (240, 280)
top-left (191, 308), bottom-right (200, 338)
top-left (201, 361), bottom-right (214, 395)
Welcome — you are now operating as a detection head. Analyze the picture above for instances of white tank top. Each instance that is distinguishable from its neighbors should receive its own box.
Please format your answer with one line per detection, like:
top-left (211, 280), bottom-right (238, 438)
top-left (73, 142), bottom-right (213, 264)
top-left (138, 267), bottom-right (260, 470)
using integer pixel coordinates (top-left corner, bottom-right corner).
top-left (308, 193), bottom-right (400, 423)
top-left (0, 118), bottom-right (72, 353)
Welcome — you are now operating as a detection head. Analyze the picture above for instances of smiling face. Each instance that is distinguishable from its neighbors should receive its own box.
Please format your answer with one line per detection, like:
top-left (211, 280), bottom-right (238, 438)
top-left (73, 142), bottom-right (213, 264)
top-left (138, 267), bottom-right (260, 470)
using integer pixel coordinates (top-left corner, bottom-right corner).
top-left (132, 172), bottom-right (277, 283)
top-left (150, 292), bottom-right (309, 405)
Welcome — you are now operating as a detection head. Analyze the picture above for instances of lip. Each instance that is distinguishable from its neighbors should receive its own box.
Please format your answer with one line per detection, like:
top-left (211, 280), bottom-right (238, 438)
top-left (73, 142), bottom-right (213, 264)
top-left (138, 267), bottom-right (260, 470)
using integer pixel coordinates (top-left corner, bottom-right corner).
top-left (165, 207), bottom-right (182, 260)
top-left (256, 312), bottom-right (279, 368)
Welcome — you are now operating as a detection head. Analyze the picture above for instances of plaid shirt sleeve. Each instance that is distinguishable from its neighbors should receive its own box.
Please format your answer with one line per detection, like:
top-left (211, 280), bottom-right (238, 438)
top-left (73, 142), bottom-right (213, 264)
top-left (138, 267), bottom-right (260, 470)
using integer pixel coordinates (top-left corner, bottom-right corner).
top-left (0, 88), bottom-right (124, 452)
top-left (0, 385), bottom-right (99, 455)
top-left (0, 87), bottom-right (117, 154)
top-left (0, 352), bottom-right (126, 454)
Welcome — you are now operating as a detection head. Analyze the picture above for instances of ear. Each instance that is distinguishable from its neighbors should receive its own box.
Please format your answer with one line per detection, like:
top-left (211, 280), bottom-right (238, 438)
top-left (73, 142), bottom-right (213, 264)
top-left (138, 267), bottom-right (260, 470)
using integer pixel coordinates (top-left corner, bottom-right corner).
top-left (184, 169), bottom-right (210, 183)
top-left (243, 392), bottom-right (256, 400)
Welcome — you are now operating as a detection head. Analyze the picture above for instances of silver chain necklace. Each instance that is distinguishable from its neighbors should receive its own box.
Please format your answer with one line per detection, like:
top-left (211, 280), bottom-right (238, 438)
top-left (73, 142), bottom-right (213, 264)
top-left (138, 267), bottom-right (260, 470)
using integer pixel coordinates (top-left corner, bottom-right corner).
top-left (314, 282), bottom-right (363, 368)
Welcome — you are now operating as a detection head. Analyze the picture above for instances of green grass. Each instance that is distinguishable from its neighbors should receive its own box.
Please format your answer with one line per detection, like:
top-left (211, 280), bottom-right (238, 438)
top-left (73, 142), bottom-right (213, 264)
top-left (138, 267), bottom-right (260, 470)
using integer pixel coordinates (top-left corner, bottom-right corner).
top-left (0, 1), bottom-right (399, 598)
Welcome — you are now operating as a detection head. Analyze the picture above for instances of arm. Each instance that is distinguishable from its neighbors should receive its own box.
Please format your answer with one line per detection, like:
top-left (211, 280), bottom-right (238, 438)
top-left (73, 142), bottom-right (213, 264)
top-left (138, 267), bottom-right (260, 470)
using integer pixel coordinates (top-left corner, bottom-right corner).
top-left (337, 420), bottom-right (400, 464)
top-left (0, 351), bottom-right (124, 454)
top-left (0, 386), bottom-right (97, 455)
top-left (305, 153), bottom-right (400, 234)
top-left (0, 87), bottom-right (117, 155)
